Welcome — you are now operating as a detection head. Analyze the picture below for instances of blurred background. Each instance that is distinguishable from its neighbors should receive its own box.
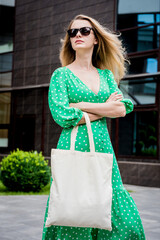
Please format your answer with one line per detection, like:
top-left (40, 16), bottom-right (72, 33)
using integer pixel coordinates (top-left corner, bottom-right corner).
top-left (0, 0), bottom-right (160, 187)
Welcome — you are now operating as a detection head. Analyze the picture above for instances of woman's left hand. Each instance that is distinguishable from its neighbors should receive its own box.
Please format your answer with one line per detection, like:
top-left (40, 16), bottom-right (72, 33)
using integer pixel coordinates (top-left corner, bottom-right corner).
top-left (106, 92), bottom-right (123, 103)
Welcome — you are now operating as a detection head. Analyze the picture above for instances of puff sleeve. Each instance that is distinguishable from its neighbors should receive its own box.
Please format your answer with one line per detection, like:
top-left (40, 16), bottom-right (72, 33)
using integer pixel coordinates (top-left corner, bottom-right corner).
top-left (106, 69), bottom-right (134, 114)
top-left (48, 68), bottom-right (84, 128)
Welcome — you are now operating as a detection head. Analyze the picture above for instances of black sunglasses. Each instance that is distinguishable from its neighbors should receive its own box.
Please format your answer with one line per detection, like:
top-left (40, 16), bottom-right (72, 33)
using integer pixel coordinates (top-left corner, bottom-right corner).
top-left (67, 27), bottom-right (94, 38)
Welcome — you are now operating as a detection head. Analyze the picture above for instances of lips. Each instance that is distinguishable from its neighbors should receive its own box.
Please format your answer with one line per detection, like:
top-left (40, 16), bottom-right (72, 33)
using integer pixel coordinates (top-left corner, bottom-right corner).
top-left (75, 40), bottom-right (84, 43)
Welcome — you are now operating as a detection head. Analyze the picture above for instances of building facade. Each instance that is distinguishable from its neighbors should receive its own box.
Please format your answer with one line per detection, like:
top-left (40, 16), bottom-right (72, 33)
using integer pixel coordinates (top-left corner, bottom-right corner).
top-left (0, 0), bottom-right (160, 187)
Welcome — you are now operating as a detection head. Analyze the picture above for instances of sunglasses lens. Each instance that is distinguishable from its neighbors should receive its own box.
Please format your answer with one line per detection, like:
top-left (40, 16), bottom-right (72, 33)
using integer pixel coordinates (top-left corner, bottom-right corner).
top-left (81, 27), bottom-right (91, 36)
top-left (68, 29), bottom-right (78, 38)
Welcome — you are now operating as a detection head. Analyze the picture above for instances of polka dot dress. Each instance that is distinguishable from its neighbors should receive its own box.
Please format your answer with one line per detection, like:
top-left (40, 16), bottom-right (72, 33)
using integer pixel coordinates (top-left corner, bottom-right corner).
top-left (42, 67), bottom-right (146, 240)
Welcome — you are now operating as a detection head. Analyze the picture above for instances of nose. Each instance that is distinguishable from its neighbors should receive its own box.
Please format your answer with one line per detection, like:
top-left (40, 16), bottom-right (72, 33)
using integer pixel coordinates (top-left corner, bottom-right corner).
top-left (76, 30), bottom-right (82, 37)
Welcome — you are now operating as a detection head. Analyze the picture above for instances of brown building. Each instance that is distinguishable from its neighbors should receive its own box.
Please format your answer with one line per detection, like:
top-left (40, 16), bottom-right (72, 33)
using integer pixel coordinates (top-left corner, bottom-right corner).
top-left (0, 0), bottom-right (160, 187)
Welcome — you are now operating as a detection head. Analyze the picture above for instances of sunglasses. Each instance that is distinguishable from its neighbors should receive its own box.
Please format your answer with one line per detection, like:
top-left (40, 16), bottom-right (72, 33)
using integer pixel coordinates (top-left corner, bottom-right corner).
top-left (67, 27), bottom-right (94, 38)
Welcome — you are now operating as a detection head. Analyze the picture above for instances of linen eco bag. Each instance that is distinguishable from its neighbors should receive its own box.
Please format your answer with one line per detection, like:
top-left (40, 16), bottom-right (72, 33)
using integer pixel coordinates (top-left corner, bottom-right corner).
top-left (45, 112), bottom-right (113, 230)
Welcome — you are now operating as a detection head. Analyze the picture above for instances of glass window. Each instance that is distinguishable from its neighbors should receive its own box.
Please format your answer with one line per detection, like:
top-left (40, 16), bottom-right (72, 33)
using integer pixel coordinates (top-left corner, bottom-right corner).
top-left (138, 14), bottom-right (157, 26)
top-left (118, 0), bottom-right (160, 16)
top-left (117, 111), bottom-right (157, 157)
top-left (127, 57), bottom-right (158, 74)
top-left (0, 129), bottom-right (8, 147)
top-left (119, 24), bottom-right (159, 53)
top-left (0, 72), bottom-right (12, 87)
top-left (120, 78), bottom-right (157, 105)
top-left (0, 5), bottom-right (15, 54)
top-left (0, 92), bottom-right (11, 124)
top-left (117, 12), bottom-right (160, 53)
top-left (0, 35), bottom-right (13, 54)
top-left (0, 0), bottom-right (15, 6)
top-left (0, 53), bottom-right (12, 72)
top-left (137, 25), bottom-right (159, 51)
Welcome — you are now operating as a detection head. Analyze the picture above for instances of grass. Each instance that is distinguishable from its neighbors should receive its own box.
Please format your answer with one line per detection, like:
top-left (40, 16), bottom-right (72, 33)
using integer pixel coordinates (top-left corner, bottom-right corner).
top-left (127, 190), bottom-right (134, 193)
top-left (0, 180), bottom-right (50, 195)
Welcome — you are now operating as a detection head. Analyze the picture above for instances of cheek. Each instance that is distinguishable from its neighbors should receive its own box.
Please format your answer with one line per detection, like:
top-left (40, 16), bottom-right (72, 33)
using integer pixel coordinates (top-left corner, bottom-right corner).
top-left (86, 36), bottom-right (96, 46)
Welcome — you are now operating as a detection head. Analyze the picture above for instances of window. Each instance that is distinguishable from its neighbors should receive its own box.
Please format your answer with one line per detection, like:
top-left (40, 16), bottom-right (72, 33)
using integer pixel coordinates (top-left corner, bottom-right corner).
top-left (0, 72), bottom-right (12, 88)
top-left (118, 13), bottom-right (160, 53)
top-left (118, 111), bottom-right (157, 157)
top-left (120, 77), bottom-right (157, 105)
top-left (117, 0), bottom-right (160, 53)
top-left (0, 92), bottom-right (11, 124)
top-left (0, 1), bottom-right (15, 149)
top-left (0, 129), bottom-right (8, 147)
top-left (0, 92), bottom-right (11, 148)
top-left (0, 53), bottom-right (13, 72)
top-left (0, 3), bottom-right (15, 54)
top-left (127, 57), bottom-right (158, 74)
top-left (114, 0), bottom-right (160, 159)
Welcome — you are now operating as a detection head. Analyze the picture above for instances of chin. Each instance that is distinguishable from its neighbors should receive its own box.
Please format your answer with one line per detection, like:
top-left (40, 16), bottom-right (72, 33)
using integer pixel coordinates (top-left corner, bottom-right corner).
top-left (73, 45), bottom-right (92, 51)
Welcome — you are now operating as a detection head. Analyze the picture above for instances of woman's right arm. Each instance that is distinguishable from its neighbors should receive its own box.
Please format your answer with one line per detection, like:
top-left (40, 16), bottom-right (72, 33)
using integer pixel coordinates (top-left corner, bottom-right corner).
top-left (48, 68), bottom-right (84, 128)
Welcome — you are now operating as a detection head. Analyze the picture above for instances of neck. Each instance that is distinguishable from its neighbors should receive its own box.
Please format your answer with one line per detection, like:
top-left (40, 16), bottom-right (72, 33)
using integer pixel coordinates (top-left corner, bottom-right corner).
top-left (73, 49), bottom-right (94, 70)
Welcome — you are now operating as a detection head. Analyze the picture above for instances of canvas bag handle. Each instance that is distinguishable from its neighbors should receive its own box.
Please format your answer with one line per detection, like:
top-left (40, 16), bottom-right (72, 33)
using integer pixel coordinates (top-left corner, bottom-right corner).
top-left (70, 112), bottom-right (95, 153)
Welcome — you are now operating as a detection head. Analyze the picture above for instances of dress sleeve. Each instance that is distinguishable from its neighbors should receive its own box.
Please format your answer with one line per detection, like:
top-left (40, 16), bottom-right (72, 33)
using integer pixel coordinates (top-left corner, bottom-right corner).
top-left (106, 69), bottom-right (134, 114)
top-left (48, 68), bottom-right (84, 128)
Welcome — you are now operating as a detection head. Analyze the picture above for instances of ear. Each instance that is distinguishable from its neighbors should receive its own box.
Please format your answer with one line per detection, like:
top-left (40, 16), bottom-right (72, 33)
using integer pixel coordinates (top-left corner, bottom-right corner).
top-left (94, 38), bottom-right (98, 45)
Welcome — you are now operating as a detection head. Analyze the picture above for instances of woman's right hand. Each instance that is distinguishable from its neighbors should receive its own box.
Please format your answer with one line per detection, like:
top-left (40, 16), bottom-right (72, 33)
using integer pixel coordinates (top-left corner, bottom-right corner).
top-left (106, 91), bottom-right (123, 103)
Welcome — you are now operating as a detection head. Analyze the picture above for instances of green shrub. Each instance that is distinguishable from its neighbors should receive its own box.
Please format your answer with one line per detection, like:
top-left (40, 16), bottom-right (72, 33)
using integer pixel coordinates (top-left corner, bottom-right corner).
top-left (0, 149), bottom-right (51, 192)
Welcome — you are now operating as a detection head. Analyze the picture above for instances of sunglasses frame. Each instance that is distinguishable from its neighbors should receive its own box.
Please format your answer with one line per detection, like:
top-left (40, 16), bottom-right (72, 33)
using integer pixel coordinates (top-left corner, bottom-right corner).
top-left (67, 27), bottom-right (94, 38)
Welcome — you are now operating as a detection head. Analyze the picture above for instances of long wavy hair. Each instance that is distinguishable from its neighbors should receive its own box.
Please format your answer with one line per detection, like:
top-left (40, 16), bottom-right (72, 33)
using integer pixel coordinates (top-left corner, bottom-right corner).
top-left (59, 14), bottom-right (129, 84)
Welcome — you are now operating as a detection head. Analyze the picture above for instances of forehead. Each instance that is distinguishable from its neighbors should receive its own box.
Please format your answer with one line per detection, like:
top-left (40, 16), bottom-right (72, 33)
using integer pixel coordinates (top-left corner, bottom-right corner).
top-left (70, 19), bottom-right (92, 29)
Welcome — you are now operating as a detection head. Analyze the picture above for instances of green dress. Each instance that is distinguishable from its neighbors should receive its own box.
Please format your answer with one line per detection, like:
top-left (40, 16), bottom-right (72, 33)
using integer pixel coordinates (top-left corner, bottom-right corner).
top-left (42, 66), bottom-right (146, 240)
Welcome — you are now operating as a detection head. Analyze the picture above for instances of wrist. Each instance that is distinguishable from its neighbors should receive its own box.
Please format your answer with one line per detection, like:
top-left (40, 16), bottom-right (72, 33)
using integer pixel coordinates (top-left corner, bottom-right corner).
top-left (77, 101), bottom-right (85, 110)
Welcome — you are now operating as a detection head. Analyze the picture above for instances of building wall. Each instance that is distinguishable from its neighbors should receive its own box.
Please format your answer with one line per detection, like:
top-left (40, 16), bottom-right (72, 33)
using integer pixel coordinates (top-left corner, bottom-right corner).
top-left (9, 0), bottom-right (160, 187)
top-left (14, 0), bottom-right (115, 88)
top-left (13, 0), bottom-right (115, 156)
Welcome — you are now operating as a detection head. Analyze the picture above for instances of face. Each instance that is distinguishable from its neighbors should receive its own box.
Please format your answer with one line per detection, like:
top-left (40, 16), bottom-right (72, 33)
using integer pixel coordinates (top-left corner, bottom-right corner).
top-left (69, 19), bottom-right (98, 52)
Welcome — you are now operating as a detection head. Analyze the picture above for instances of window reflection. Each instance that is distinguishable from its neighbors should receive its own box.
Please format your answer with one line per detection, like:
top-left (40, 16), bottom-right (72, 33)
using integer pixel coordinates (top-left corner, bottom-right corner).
top-left (0, 92), bottom-right (11, 124)
top-left (117, 111), bottom-right (157, 157)
top-left (118, 13), bottom-right (160, 53)
top-left (0, 72), bottom-right (12, 87)
top-left (0, 129), bottom-right (8, 147)
top-left (0, 53), bottom-right (12, 72)
top-left (138, 14), bottom-right (156, 26)
top-left (119, 24), bottom-right (159, 53)
top-left (146, 58), bottom-right (157, 73)
top-left (0, 36), bottom-right (13, 54)
top-left (127, 57), bottom-right (158, 74)
top-left (0, 5), bottom-right (14, 54)
top-left (120, 78), bottom-right (156, 105)
top-left (137, 25), bottom-right (159, 51)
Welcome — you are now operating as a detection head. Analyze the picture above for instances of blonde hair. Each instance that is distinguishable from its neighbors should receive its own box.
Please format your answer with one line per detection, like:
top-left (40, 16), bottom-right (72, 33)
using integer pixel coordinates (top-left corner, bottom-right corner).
top-left (59, 14), bottom-right (129, 84)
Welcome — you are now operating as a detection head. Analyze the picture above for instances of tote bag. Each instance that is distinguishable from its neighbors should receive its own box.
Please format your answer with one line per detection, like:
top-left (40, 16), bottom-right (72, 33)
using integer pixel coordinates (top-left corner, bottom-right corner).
top-left (45, 112), bottom-right (113, 230)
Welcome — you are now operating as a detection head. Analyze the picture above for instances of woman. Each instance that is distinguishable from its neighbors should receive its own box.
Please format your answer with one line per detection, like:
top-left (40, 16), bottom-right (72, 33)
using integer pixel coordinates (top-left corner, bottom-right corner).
top-left (42, 14), bottom-right (146, 240)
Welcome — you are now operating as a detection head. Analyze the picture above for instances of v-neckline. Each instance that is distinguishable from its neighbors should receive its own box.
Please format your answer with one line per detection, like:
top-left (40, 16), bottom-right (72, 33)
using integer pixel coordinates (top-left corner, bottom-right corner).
top-left (65, 66), bottom-right (102, 96)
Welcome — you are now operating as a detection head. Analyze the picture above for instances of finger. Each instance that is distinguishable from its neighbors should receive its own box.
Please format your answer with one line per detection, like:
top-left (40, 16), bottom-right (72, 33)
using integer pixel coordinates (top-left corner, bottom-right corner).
top-left (111, 92), bottom-right (118, 96)
top-left (112, 94), bottom-right (122, 99)
top-left (116, 95), bottom-right (123, 99)
top-left (116, 98), bottom-right (123, 101)
top-left (115, 95), bottom-right (123, 99)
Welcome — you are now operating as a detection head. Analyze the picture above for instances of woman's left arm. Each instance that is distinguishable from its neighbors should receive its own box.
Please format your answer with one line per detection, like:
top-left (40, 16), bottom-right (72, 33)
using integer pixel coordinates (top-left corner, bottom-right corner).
top-left (106, 69), bottom-right (134, 115)
top-left (69, 70), bottom-right (134, 118)
top-left (70, 100), bottom-right (126, 118)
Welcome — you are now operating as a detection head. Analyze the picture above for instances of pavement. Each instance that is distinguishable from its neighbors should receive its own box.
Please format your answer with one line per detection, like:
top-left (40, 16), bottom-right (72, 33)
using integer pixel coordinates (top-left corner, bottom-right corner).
top-left (0, 184), bottom-right (159, 240)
